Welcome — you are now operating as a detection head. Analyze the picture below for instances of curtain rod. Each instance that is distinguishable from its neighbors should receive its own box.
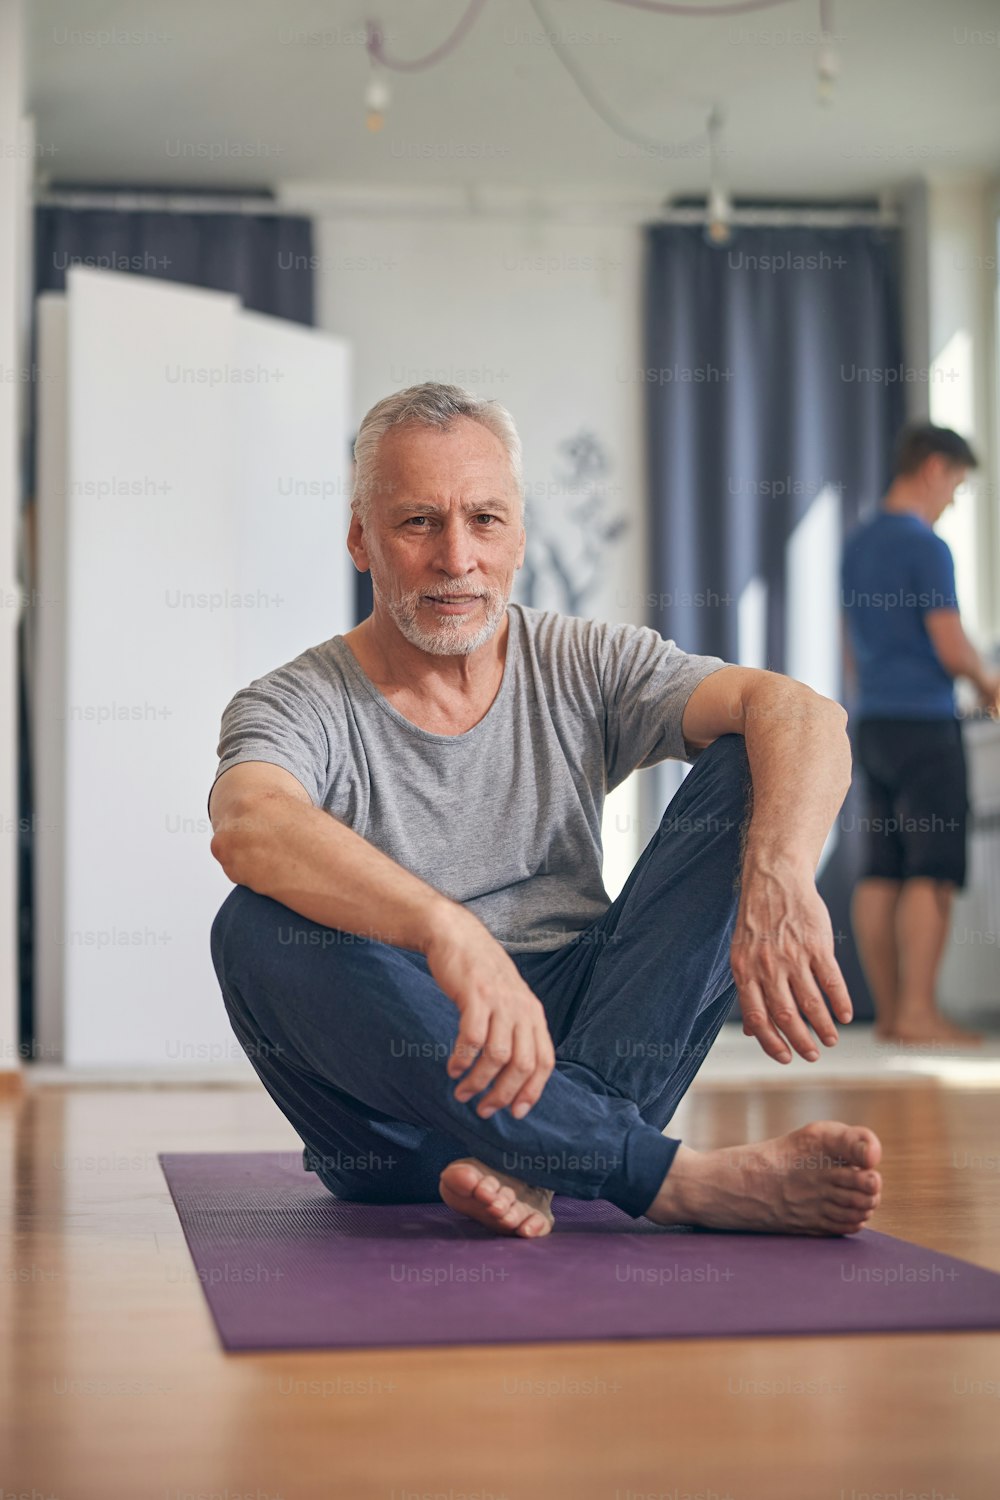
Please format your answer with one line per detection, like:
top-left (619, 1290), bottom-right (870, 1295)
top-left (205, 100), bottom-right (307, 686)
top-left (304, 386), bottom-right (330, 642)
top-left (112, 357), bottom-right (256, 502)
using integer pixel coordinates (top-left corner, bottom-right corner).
top-left (657, 205), bottom-right (899, 227)
top-left (34, 191), bottom-right (901, 229)
top-left (35, 191), bottom-right (292, 215)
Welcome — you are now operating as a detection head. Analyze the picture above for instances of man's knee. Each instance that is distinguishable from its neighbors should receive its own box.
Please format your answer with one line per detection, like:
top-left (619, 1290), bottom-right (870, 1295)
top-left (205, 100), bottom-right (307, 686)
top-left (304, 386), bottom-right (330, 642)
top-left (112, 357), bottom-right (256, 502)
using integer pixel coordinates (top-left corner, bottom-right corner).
top-left (692, 732), bottom-right (750, 777)
top-left (210, 883), bottom-right (374, 992)
top-left (662, 734), bottom-right (752, 840)
top-left (210, 884), bottom-right (280, 984)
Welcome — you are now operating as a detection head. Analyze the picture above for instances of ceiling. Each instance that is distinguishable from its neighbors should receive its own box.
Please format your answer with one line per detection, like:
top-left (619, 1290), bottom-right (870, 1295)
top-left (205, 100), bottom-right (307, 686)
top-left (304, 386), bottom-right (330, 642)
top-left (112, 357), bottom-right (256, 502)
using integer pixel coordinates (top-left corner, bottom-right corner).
top-left (27, 0), bottom-right (1000, 205)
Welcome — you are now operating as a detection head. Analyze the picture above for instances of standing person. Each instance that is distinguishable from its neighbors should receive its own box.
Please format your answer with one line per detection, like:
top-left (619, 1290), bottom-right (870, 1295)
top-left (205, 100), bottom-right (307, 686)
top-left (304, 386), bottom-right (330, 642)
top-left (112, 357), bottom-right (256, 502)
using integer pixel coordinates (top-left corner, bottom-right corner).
top-left (841, 423), bottom-right (1000, 1045)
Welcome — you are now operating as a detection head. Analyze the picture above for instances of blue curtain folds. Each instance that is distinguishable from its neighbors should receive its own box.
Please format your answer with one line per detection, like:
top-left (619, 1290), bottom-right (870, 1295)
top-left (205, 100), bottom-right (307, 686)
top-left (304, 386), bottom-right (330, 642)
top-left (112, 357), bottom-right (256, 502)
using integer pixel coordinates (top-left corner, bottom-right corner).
top-left (643, 223), bottom-right (906, 1019)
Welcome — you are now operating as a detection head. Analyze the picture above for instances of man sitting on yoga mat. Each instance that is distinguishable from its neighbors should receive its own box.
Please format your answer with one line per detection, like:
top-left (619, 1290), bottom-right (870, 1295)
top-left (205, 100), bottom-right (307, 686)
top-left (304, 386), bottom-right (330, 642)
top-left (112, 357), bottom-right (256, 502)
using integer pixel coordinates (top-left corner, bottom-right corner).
top-left (208, 382), bottom-right (882, 1240)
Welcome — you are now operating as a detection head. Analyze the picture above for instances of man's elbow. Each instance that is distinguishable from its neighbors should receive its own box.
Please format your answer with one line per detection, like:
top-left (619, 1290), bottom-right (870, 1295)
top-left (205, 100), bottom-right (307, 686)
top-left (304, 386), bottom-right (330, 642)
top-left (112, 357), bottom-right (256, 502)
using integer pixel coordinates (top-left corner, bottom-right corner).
top-left (818, 694), bottom-right (853, 790)
top-left (210, 827), bottom-right (246, 885)
top-left (821, 695), bottom-right (849, 731)
top-left (210, 801), bottom-right (259, 885)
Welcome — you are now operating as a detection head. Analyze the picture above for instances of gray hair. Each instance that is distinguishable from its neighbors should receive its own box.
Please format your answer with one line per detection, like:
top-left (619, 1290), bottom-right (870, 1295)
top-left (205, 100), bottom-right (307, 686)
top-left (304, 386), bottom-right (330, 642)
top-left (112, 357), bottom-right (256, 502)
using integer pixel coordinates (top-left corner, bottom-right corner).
top-left (351, 382), bottom-right (524, 522)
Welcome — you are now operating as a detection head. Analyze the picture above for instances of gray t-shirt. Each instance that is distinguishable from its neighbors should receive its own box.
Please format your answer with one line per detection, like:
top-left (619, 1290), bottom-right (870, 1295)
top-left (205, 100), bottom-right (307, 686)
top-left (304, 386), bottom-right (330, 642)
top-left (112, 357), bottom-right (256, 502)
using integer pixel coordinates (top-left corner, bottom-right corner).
top-left (210, 603), bottom-right (729, 952)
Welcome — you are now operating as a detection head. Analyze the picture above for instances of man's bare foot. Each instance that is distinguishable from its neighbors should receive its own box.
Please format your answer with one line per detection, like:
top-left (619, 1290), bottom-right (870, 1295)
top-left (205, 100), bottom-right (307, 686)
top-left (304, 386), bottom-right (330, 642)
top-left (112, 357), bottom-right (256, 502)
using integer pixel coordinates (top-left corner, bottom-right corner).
top-left (439, 1158), bottom-right (555, 1238)
top-left (646, 1121), bottom-right (882, 1237)
top-left (884, 1012), bottom-right (983, 1046)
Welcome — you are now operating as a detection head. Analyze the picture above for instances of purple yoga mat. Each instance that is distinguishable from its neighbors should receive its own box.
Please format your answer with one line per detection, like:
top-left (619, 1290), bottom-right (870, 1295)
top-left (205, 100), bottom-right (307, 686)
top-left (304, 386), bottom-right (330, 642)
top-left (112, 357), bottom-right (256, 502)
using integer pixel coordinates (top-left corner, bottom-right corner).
top-left (159, 1151), bottom-right (1000, 1351)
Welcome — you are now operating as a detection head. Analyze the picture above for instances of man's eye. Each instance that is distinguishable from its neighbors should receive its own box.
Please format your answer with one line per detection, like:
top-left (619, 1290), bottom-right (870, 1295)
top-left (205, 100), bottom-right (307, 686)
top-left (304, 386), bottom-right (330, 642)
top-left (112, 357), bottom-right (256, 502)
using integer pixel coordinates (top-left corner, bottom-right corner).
top-left (405, 517), bottom-right (429, 527)
top-left (475, 514), bottom-right (497, 525)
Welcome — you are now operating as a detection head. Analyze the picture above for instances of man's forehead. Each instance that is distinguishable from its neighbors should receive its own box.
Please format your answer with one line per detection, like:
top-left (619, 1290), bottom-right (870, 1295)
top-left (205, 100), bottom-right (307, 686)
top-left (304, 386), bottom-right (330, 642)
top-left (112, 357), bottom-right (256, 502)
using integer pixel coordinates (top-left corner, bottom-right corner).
top-left (384, 493), bottom-right (516, 516)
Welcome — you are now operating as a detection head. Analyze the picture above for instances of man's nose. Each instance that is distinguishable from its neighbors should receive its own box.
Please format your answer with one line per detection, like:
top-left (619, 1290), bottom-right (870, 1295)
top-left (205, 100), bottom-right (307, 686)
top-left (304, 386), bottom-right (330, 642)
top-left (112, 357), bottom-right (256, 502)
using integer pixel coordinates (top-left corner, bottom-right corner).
top-left (434, 517), bottom-right (476, 574)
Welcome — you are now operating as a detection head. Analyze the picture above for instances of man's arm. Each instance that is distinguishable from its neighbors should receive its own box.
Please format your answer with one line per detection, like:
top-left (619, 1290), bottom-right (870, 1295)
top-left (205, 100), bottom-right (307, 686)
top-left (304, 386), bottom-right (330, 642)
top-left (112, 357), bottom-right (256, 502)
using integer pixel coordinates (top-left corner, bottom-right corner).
top-left (209, 763), bottom-right (556, 1118)
top-left (924, 608), bottom-right (1000, 715)
top-left (210, 760), bottom-right (454, 953)
top-left (681, 665), bottom-right (855, 1064)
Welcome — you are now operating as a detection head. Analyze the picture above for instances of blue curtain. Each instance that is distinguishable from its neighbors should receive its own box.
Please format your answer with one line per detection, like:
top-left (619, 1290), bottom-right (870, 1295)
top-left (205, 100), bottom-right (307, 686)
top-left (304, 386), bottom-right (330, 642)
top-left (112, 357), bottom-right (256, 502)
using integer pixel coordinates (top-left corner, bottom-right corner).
top-left (34, 206), bottom-right (314, 324)
top-left (644, 223), bottom-right (905, 1020)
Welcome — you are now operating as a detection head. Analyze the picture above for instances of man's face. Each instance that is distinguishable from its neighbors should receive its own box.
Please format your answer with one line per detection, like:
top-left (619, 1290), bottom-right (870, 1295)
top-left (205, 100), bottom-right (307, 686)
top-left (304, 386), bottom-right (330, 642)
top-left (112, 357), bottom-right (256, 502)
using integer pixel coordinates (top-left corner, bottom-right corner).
top-left (348, 417), bottom-right (526, 657)
top-left (925, 455), bottom-right (968, 522)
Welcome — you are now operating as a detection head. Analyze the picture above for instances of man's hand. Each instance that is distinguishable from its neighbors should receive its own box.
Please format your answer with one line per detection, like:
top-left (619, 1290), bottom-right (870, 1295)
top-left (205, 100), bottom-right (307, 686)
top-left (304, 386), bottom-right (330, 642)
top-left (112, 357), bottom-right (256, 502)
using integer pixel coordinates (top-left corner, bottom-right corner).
top-left (729, 856), bottom-right (853, 1063)
top-left (424, 907), bottom-right (556, 1119)
top-left (976, 670), bottom-right (1000, 718)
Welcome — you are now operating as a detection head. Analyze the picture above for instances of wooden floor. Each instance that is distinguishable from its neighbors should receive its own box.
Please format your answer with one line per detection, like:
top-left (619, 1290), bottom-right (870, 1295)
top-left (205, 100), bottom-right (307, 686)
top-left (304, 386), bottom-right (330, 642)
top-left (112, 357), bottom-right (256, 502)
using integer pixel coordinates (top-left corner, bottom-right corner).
top-left (2, 1055), bottom-right (999, 1500)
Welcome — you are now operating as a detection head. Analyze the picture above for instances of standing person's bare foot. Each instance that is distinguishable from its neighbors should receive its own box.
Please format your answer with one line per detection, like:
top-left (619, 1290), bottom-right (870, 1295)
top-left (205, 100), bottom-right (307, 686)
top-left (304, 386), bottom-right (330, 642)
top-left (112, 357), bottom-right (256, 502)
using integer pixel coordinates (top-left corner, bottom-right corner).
top-left (884, 1012), bottom-right (983, 1046)
top-left (439, 1158), bottom-right (555, 1238)
top-left (646, 1121), bottom-right (882, 1236)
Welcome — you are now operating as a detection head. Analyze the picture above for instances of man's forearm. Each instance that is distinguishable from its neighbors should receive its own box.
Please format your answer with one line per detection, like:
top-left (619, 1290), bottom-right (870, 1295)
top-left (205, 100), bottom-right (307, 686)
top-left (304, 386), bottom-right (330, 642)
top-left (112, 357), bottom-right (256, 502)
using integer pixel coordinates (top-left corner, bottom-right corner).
top-left (946, 626), bottom-right (992, 695)
top-left (738, 679), bottom-right (852, 877)
top-left (212, 795), bottom-right (463, 953)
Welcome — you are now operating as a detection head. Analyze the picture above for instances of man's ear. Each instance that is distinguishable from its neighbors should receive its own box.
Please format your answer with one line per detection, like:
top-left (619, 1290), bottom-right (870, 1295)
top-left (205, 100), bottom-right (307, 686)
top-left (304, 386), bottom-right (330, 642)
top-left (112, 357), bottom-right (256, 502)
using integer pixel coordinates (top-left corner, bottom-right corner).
top-left (924, 453), bottom-right (947, 489)
top-left (347, 513), bottom-right (371, 574)
top-left (515, 523), bottom-right (526, 571)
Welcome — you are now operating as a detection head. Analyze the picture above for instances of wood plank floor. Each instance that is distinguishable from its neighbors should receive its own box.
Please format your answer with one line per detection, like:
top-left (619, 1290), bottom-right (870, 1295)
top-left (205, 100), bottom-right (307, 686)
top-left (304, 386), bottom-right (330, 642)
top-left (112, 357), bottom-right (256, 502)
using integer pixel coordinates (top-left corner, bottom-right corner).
top-left (2, 1056), bottom-right (999, 1500)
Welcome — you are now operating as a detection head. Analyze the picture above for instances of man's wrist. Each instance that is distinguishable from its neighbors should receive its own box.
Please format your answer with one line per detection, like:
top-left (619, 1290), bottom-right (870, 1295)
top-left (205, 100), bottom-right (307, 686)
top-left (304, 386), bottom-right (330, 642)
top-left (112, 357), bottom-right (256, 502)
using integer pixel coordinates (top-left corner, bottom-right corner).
top-left (419, 893), bottom-right (475, 954)
top-left (742, 841), bottom-right (817, 882)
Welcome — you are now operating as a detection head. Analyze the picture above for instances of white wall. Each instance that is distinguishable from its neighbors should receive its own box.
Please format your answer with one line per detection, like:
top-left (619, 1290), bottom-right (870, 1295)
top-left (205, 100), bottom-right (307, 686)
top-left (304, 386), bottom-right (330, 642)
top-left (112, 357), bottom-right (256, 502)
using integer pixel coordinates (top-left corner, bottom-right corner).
top-left (903, 173), bottom-right (1000, 653)
top-left (314, 213), bottom-right (646, 623)
top-left (312, 210), bottom-right (650, 890)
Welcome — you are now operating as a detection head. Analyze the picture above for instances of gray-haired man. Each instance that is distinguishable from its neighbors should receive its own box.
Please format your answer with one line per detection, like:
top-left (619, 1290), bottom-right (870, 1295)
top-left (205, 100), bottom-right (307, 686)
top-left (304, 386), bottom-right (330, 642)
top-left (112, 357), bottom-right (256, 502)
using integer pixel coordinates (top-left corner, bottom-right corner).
top-left (208, 383), bottom-right (881, 1238)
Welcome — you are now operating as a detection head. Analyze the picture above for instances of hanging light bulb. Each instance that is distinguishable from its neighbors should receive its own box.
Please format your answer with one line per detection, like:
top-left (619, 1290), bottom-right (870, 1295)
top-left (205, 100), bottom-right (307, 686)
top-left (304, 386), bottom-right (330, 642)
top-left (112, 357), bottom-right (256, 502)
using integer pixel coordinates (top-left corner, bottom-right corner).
top-left (706, 184), bottom-right (733, 246)
top-left (704, 107), bottom-right (732, 247)
top-left (364, 70), bottom-right (390, 132)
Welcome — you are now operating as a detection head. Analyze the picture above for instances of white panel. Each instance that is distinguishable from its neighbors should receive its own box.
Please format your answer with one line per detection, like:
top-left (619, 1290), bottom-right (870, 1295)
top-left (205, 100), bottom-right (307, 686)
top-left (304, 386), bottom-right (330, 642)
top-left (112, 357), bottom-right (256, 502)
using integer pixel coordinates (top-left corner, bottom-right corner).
top-left (230, 309), bottom-right (353, 687)
top-left (737, 575), bottom-right (767, 670)
top-left (785, 484), bottom-right (841, 702)
top-left (785, 484), bottom-right (843, 878)
top-left (32, 294), bottom-right (69, 1063)
top-left (62, 269), bottom-right (240, 1067)
top-left (39, 267), bottom-right (352, 1068)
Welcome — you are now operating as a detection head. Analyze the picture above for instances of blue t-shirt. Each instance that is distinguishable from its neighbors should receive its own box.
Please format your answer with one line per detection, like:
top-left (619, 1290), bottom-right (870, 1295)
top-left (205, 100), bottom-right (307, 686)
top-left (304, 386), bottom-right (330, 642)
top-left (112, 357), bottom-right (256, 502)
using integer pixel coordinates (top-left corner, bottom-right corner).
top-left (840, 511), bottom-right (958, 719)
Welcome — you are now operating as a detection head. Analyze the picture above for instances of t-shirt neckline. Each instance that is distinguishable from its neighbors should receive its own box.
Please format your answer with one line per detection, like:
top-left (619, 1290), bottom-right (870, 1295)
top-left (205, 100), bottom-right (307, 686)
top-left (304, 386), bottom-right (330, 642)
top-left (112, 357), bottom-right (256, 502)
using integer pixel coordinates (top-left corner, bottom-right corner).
top-left (331, 603), bottom-right (520, 744)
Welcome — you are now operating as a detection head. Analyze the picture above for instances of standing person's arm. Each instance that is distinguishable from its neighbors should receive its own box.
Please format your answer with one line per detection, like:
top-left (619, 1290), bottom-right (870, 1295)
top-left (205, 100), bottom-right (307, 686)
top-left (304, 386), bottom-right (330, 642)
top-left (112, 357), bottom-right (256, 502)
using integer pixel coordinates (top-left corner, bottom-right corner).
top-left (908, 529), bottom-right (1000, 716)
top-left (924, 610), bottom-right (1000, 716)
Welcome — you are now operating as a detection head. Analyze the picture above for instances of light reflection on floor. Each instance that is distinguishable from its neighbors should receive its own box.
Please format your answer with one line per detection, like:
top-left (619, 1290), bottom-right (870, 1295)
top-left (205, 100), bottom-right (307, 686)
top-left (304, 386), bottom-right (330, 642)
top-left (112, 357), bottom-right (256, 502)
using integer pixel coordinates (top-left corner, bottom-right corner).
top-left (698, 1020), bottom-right (1000, 1086)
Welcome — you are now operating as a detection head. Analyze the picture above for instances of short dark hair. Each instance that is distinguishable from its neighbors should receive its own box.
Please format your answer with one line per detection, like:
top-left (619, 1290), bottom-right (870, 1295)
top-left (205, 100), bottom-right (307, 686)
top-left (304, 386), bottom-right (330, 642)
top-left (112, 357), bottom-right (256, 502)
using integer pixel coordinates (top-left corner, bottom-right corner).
top-left (893, 422), bottom-right (978, 478)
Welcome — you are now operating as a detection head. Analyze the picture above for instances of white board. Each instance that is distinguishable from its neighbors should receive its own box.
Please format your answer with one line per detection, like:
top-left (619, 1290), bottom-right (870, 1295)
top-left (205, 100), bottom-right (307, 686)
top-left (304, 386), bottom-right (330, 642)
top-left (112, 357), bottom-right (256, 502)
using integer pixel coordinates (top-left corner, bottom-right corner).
top-left (34, 267), bottom-right (352, 1068)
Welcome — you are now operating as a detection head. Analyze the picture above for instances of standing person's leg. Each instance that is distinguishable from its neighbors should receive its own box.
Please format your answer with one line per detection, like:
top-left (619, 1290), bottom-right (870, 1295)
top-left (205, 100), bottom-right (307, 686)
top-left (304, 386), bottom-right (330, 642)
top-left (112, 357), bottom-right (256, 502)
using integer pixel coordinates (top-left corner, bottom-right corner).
top-left (884, 720), bottom-right (980, 1045)
top-left (210, 884), bottom-right (680, 1227)
top-left (850, 880), bottom-right (902, 1039)
top-left (893, 879), bottom-right (980, 1042)
top-left (850, 720), bottom-right (905, 1038)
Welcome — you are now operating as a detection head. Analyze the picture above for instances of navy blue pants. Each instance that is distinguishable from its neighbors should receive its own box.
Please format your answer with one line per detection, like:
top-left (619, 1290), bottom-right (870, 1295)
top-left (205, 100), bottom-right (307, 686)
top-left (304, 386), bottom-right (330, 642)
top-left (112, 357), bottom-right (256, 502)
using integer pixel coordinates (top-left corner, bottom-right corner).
top-left (210, 734), bottom-right (752, 1218)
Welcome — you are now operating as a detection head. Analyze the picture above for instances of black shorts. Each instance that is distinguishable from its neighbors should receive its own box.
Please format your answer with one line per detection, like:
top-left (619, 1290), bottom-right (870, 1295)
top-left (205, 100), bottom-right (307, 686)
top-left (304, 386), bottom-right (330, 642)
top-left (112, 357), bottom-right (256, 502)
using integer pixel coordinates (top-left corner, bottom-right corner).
top-left (853, 718), bottom-right (968, 888)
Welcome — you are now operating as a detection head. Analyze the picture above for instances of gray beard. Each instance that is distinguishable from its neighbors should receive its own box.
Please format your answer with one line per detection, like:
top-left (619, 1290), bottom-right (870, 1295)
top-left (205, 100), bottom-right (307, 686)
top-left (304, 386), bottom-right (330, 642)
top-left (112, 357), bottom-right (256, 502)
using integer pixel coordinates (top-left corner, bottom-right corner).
top-left (373, 580), bottom-right (510, 656)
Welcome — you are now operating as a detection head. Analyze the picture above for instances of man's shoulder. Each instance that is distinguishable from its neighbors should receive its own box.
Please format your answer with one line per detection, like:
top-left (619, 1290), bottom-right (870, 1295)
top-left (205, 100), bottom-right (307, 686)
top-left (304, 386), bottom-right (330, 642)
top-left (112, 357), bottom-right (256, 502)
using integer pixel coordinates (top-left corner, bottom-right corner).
top-left (512, 601), bottom-right (598, 635)
top-left (228, 635), bottom-right (344, 702)
top-left (511, 603), bottom-right (623, 660)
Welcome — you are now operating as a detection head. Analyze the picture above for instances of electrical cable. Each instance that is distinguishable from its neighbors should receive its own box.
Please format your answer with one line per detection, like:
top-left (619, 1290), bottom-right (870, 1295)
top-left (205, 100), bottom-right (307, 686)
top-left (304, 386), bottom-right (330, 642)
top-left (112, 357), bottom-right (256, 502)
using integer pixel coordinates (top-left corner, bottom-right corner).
top-left (366, 0), bottom-right (490, 72)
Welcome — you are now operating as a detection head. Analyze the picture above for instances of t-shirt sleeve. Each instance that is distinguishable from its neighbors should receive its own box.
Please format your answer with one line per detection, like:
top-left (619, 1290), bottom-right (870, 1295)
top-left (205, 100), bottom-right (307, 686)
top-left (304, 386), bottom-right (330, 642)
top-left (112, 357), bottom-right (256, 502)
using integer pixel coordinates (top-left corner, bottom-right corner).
top-left (912, 532), bottom-right (959, 614)
top-left (208, 668), bottom-right (331, 815)
top-left (599, 621), bottom-right (732, 790)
